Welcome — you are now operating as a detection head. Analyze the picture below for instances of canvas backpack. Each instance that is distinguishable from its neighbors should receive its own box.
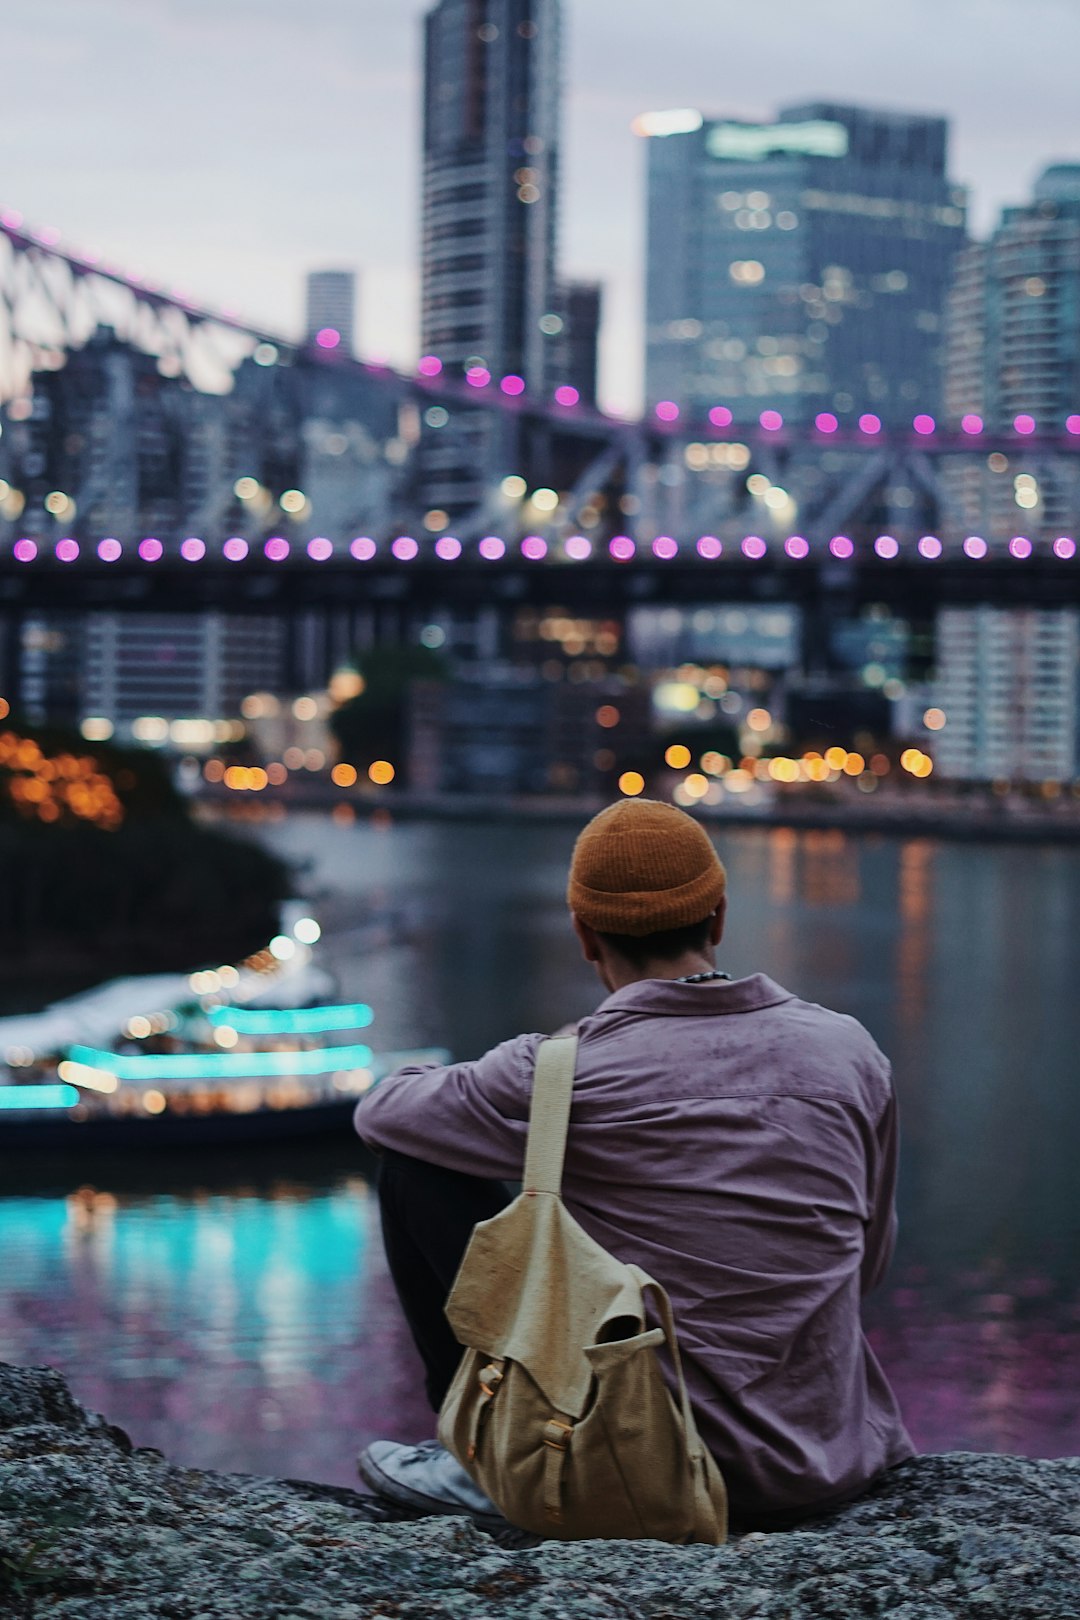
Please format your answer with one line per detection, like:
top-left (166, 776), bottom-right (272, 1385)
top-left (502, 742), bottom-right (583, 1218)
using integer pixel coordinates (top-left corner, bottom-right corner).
top-left (437, 1034), bottom-right (728, 1543)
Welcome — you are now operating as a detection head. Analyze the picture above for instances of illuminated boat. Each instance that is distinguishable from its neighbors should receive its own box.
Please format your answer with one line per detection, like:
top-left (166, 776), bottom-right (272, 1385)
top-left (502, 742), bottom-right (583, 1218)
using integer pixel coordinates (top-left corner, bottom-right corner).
top-left (0, 908), bottom-right (446, 1149)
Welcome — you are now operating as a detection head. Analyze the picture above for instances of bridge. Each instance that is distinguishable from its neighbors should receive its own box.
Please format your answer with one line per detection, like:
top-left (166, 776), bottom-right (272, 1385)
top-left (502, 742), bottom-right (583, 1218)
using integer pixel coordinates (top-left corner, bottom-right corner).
top-left (1, 207), bottom-right (1079, 619)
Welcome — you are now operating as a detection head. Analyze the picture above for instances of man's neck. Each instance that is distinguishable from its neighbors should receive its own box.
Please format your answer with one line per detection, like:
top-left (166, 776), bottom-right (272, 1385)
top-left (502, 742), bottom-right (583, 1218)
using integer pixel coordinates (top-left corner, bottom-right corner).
top-left (602, 951), bottom-right (718, 993)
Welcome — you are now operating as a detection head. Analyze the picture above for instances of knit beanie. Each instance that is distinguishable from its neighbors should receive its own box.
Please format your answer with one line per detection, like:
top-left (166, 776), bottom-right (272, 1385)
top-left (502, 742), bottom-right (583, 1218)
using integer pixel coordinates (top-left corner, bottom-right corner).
top-left (567, 798), bottom-right (727, 936)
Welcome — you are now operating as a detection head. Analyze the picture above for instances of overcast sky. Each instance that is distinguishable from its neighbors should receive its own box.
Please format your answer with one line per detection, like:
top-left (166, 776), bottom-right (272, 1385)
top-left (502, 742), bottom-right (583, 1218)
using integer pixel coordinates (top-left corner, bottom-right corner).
top-left (3, 0), bottom-right (1077, 411)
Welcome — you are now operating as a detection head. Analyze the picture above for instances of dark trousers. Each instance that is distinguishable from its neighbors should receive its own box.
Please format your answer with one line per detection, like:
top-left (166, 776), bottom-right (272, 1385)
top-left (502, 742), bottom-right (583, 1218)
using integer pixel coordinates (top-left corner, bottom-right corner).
top-left (375, 1147), bottom-right (512, 1412)
top-left (374, 1148), bottom-right (851, 1536)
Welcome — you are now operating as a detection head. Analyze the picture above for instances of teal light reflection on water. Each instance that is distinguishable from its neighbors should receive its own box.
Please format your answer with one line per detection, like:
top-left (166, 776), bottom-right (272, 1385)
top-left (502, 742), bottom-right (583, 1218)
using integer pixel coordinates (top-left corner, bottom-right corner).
top-left (0, 1177), bottom-right (435, 1486)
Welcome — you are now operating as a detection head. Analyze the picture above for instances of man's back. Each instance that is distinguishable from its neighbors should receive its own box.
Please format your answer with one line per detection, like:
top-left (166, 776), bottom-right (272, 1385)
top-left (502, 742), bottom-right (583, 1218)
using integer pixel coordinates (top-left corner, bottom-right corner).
top-left (356, 970), bottom-right (914, 1519)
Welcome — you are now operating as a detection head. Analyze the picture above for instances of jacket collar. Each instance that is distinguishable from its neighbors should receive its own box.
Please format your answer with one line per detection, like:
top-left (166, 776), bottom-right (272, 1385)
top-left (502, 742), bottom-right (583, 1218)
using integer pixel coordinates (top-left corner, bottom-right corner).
top-left (591, 972), bottom-right (795, 1019)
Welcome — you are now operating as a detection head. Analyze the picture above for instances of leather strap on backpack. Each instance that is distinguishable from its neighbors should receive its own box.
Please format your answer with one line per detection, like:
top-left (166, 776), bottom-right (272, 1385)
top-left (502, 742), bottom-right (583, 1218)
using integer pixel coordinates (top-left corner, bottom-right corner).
top-left (523, 1035), bottom-right (578, 1196)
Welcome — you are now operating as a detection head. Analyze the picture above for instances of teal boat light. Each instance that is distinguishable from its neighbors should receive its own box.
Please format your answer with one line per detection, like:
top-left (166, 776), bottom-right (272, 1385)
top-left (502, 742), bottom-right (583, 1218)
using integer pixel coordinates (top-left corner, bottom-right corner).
top-left (0, 1084), bottom-right (80, 1111)
top-left (206, 1003), bottom-right (373, 1035)
top-left (65, 1044), bottom-right (374, 1084)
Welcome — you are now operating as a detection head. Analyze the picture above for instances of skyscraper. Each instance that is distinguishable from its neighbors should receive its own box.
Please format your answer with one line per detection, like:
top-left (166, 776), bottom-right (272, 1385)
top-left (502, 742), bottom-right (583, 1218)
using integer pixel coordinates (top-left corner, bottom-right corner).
top-left (420, 0), bottom-right (561, 516)
top-left (943, 165), bottom-right (1080, 542)
top-left (305, 270), bottom-right (358, 356)
top-left (639, 102), bottom-right (966, 426)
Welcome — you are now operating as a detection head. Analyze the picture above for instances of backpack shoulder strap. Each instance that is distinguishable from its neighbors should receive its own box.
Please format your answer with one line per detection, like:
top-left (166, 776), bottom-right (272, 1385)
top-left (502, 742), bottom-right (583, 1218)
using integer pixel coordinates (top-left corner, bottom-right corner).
top-left (523, 1035), bottom-right (578, 1196)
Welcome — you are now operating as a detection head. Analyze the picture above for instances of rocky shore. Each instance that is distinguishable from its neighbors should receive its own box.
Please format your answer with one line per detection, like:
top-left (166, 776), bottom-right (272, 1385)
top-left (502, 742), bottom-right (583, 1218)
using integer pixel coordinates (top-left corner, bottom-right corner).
top-left (1, 1362), bottom-right (1078, 1619)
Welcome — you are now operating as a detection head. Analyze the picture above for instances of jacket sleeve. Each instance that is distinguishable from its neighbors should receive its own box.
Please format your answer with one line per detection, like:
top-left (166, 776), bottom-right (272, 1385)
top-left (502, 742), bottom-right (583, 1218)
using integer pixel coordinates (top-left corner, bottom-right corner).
top-left (860, 1071), bottom-right (901, 1296)
top-left (353, 1032), bottom-right (543, 1180)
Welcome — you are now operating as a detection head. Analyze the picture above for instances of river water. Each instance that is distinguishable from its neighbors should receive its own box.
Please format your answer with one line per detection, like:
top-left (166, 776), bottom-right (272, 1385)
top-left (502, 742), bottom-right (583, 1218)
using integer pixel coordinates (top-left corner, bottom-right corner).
top-left (2, 813), bottom-right (1079, 1485)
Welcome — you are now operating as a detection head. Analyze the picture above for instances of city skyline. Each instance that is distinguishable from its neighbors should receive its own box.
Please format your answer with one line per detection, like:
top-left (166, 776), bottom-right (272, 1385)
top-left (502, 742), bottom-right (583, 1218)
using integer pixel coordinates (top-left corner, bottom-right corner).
top-left (3, 0), bottom-right (1079, 415)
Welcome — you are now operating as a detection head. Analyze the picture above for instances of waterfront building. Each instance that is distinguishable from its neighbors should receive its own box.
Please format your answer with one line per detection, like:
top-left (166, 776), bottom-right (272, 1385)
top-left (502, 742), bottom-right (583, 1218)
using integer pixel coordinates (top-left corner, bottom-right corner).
top-left (552, 279), bottom-right (602, 407)
top-left (943, 165), bottom-right (1080, 542)
top-left (305, 270), bottom-right (358, 355)
top-left (419, 0), bottom-right (562, 515)
top-left (931, 607), bottom-right (1079, 782)
top-left (79, 613), bottom-right (287, 746)
top-left (639, 102), bottom-right (967, 426)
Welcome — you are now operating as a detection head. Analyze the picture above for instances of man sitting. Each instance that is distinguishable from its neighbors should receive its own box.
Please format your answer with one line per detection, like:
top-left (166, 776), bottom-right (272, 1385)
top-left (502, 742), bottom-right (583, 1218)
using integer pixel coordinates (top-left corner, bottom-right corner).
top-left (355, 798), bottom-right (913, 1533)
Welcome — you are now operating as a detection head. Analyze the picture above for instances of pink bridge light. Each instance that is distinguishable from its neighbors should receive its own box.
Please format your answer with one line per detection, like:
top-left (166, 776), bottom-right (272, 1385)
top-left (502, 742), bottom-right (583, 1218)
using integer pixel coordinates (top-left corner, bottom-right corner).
top-left (315, 328), bottom-right (341, 350)
top-left (391, 536), bottom-right (419, 561)
top-left (554, 385), bottom-right (579, 407)
top-left (652, 536), bottom-right (678, 560)
top-left (1009, 536), bottom-right (1033, 559)
top-left (609, 535), bottom-right (636, 561)
top-left (500, 374), bottom-right (525, 396)
top-left (1053, 537), bottom-right (1076, 559)
top-left (264, 537), bottom-right (290, 562)
top-left (417, 355), bottom-right (443, 378)
top-left (829, 535), bottom-right (855, 559)
top-left (859, 413), bottom-right (882, 435)
top-left (1066, 415), bottom-right (1080, 436)
top-left (1014, 414), bottom-right (1036, 435)
top-left (760, 410), bottom-right (783, 432)
top-left (961, 414), bottom-right (984, 435)
top-left (963, 536), bottom-right (988, 559)
top-left (564, 535), bottom-right (592, 560)
top-left (223, 537), bottom-right (249, 561)
top-left (307, 537), bottom-right (333, 561)
top-left (708, 406), bottom-right (733, 428)
top-left (814, 413), bottom-right (838, 434)
top-left (742, 535), bottom-right (767, 559)
top-left (785, 535), bottom-right (809, 559)
top-left (654, 401), bottom-right (680, 422)
top-left (435, 535), bottom-right (462, 560)
top-left (918, 535), bottom-right (943, 559)
top-left (696, 535), bottom-right (722, 559)
top-left (1, 210), bottom-right (24, 229)
top-left (138, 537), bottom-right (163, 562)
top-left (478, 535), bottom-right (505, 560)
top-left (180, 537), bottom-right (206, 562)
top-left (55, 538), bottom-right (79, 562)
top-left (874, 535), bottom-right (899, 559)
top-left (466, 366), bottom-right (491, 388)
top-left (521, 535), bottom-right (547, 560)
top-left (913, 414), bottom-right (936, 436)
top-left (97, 538), bottom-right (122, 562)
top-left (13, 538), bottom-right (37, 562)
top-left (350, 537), bottom-right (377, 561)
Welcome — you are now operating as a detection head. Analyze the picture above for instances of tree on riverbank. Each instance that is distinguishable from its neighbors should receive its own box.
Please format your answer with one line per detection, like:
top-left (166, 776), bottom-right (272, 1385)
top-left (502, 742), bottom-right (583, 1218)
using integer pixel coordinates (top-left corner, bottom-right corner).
top-left (329, 645), bottom-right (447, 782)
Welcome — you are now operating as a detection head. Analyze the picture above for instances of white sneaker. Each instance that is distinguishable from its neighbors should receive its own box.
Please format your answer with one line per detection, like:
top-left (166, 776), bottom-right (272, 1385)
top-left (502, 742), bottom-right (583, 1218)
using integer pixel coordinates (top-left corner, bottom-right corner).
top-left (358, 1439), bottom-right (509, 1533)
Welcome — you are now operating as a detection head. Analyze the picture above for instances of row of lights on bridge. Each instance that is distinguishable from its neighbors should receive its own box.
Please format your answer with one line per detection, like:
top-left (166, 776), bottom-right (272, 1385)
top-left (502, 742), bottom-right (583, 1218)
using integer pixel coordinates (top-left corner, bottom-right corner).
top-left (6, 533), bottom-right (1078, 564)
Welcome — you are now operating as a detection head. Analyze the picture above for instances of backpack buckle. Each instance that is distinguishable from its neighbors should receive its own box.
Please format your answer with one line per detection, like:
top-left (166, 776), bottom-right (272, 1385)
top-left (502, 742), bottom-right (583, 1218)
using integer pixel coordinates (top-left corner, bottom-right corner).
top-left (543, 1418), bottom-right (573, 1451)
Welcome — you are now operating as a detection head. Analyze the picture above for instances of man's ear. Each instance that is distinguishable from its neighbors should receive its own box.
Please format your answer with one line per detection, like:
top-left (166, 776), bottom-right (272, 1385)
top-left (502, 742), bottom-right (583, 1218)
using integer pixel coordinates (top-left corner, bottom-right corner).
top-left (710, 895), bottom-right (727, 946)
top-left (572, 912), bottom-right (601, 963)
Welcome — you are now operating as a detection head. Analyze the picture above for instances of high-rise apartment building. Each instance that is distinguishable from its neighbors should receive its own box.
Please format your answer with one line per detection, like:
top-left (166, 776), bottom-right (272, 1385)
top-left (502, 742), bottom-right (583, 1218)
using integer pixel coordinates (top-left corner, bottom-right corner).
top-left (420, 0), bottom-right (561, 514)
top-left (932, 607), bottom-right (1079, 783)
top-left (640, 102), bottom-right (966, 426)
top-left (943, 165), bottom-right (1080, 542)
top-left (305, 270), bottom-right (358, 355)
top-left (553, 279), bottom-right (602, 406)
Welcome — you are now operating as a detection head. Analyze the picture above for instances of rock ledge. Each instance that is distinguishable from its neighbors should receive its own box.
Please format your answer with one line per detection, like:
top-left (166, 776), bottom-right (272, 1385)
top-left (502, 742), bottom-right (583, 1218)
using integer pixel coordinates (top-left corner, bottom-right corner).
top-left (1, 1363), bottom-right (1078, 1618)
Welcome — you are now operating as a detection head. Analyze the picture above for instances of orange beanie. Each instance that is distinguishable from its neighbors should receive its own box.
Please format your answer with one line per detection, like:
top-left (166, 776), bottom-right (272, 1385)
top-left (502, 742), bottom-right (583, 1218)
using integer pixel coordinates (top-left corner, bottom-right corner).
top-left (567, 798), bottom-right (727, 936)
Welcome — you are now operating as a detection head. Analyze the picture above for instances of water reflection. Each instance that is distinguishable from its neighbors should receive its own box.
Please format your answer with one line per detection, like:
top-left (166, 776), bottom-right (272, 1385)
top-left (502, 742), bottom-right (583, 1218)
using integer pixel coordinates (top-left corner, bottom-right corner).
top-left (1, 817), bottom-right (1079, 1480)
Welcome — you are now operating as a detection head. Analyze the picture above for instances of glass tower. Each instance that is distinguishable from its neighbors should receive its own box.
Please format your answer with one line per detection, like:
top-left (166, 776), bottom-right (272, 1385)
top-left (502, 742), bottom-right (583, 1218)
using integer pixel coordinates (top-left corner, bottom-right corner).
top-left (640, 102), bottom-right (967, 427)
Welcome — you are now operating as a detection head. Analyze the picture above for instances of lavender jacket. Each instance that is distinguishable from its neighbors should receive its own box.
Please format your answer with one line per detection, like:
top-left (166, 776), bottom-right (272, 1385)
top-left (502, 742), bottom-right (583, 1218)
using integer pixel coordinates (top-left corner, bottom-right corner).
top-left (354, 972), bottom-right (915, 1518)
